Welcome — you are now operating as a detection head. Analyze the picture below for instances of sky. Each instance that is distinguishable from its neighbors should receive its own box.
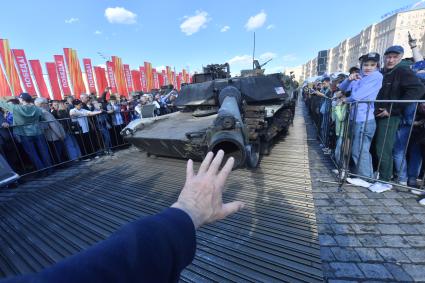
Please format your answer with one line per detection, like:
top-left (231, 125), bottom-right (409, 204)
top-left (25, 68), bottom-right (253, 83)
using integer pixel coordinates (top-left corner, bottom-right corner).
top-left (0, 0), bottom-right (420, 76)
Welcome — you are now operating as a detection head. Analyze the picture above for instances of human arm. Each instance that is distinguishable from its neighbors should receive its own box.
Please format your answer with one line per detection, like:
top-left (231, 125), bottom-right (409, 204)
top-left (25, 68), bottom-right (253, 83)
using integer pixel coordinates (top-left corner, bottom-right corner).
top-left (345, 72), bottom-right (383, 103)
top-left (1, 150), bottom-right (243, 283)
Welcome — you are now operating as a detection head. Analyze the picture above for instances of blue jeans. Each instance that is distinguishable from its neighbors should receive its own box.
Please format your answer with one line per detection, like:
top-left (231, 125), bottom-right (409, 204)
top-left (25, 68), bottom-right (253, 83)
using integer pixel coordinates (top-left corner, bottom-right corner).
top-left (393, 125), bottom-right (422, 182)
top-left (99, 127), bottom-right (112, 150)
top-left (19, 135), bottom-right (52, 171)
top-left (351, 119), bottom-right (376, 178)
top-left (64, 134), bottom-right (81, 160)
top-left (334, 136), bottom-right (343, 166)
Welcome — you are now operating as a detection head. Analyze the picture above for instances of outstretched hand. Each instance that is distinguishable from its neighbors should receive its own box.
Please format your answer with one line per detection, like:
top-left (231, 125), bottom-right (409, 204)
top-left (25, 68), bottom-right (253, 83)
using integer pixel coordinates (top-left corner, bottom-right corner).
top-left (172, 150), bottom-right (245, 229)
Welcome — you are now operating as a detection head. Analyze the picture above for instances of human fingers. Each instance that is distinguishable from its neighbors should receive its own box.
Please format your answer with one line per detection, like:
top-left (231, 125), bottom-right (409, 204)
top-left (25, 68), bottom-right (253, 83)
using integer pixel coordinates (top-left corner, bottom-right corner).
top-left (198, 152), bottom-right (214, 174)
top-left (207, 150), bottom-right (224, 176)
top-left (216, 157), bottom-right (234, 189)
top-left (216, 201), bottom-right (245, 221)
top-left (186, 159), bottom-right (194, 180)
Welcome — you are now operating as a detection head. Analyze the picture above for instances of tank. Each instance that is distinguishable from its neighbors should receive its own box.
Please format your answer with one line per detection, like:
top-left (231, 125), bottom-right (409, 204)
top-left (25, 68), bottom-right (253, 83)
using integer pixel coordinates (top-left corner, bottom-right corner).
top-left (121, 62), bottom-right (297, 168)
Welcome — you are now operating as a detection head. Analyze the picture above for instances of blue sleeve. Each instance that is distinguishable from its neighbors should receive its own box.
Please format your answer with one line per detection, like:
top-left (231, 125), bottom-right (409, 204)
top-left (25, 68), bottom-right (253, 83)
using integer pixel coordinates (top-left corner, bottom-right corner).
top-left (338, 79), bottom-right (352, 92)
top-left (2, 208), bottom-right (196, 283)
top-left (349, 72), bottom-right (383, 102)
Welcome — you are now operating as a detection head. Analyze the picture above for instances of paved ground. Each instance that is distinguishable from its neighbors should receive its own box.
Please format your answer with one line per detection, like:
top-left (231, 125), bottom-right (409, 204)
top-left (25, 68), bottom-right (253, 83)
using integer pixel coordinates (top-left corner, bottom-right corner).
top-left (304, 106), bottom-right (425, 282)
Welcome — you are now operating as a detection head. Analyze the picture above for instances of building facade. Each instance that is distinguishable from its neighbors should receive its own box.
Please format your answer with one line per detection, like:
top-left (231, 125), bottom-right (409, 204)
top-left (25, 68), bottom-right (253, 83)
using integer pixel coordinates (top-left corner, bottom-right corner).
top-left (300, 7), bottom-right (425, 81)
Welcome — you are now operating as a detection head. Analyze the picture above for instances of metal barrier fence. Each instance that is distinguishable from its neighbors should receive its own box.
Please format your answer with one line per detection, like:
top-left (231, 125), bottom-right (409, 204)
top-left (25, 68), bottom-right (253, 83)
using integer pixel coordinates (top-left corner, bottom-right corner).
top-left (306, 96), bottom-right (425, 194)
top-left (0, 110), bottom-right (143, 179)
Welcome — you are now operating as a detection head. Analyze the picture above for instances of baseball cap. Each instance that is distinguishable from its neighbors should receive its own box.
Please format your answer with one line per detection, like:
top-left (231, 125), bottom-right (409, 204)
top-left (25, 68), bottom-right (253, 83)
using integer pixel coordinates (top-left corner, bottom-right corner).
top-left (18, 93), bottom-right (33, 102)
top-left (360, 52), bottom-right (380, 62)
top-left (384, 45), bottom-right (404, 55)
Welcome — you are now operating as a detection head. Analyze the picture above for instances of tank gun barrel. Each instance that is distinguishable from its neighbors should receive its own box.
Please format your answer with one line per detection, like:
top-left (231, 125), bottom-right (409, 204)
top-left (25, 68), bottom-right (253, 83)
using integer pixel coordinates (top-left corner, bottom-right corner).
top-left (207, 86), bottom-right (247, 167)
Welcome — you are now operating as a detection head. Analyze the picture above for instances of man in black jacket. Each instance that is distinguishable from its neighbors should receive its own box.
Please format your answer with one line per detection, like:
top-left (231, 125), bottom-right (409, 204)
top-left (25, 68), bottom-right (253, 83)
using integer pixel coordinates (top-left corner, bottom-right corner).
top-left (1, 150), bottom-right (244, 282)
top-left (373, 45), bottom-right (425, 187)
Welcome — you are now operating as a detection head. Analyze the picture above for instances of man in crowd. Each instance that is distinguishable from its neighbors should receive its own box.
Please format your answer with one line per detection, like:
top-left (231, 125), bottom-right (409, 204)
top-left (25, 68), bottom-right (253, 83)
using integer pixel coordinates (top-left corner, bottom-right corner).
top-left (69, 99), bottom-right (102, 157)
top-left (314, 77), bottom-right (332, 154)
top-left (34, 98), bottom-right (66, 164)
top-left (0, 93), bottom-right (52, 172)
top-left (51, 100), bottom-right (81, 161)
top-left (372, 45), bottom-right (425, 190)
top-left (0, 150), bottom-right (244, 282)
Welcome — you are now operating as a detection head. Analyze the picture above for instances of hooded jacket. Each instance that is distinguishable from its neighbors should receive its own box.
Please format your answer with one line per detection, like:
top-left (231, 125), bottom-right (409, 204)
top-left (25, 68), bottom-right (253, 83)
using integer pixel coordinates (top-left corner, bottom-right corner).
top-left (0, 101), bottom-right (43, 136)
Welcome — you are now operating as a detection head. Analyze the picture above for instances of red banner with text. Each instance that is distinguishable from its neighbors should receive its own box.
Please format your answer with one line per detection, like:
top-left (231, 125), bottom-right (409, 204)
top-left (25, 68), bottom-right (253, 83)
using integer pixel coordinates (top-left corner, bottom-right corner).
top-left (83, 58), bottom-right (97, 93)
top-left (46, 62), bottom-right (62, 100)
top-left (123, 64), bottom-right (133, 93)
top-left (53, 55), bottom-right (71, 96)
top-left (106, 61), bottom-right (117, 93)
top-left (139, 67), bottom-right (147, 92)
top-left (12, 49), bottom-right (37, 96)
top-left (29, 60), bottom-right (50, 98)
top-left (131, 70), bottom-right (142, 91)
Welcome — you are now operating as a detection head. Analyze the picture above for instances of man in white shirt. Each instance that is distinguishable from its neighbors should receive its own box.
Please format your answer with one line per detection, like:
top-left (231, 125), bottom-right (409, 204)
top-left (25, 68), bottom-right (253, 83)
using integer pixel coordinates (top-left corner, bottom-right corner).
top-left (69, 99), bottom-right (102, 157)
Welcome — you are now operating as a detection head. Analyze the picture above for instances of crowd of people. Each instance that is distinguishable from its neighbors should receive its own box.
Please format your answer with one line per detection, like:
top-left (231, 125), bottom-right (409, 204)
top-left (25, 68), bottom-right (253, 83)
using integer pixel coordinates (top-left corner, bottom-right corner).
top-left (303, 41), bottom-right (425, 205)
top-left (0, 87), bottom-right (179, 179)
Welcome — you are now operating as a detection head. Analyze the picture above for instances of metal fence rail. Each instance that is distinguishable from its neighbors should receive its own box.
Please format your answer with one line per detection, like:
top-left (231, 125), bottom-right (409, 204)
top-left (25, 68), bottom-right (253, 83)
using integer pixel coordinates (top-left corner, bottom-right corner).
top-left (0, 111), bottom-right (141, 179)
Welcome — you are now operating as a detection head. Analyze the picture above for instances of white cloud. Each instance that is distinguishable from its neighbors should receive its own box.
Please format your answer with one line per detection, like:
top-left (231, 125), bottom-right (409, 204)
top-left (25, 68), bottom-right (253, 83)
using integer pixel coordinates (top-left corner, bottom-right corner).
top-left (220, 25), bottom-right (230, 32)
top-left (259, 52), bottom-right (277, 61)
top-left (282, 54), bottom-right (297, 62)
top-left (105, 7), bottom-right (137, 24)
top-left (94, 30), bottom-right (102, 35)
top-left (180, 11), bottom-right (210, 36)
top-left (65, 17), bottom-right (79, 24)
top-left (266, 24), bottom-right (275, 30)
top-left (228, 55), bottom-right (252, 66)
top-left (245, 11), bottom-right (267, 31)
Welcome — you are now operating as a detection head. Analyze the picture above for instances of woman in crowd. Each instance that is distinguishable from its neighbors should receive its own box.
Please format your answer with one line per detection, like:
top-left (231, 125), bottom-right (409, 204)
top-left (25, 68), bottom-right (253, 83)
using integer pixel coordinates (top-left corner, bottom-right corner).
top-left (338, 52), bottom-right (383, 187)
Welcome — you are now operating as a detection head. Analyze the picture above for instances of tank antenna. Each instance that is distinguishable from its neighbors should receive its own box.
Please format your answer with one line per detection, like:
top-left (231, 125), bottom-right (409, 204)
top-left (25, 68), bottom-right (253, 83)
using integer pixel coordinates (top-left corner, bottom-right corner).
top-left (252, 32), bottom-right (256, 70)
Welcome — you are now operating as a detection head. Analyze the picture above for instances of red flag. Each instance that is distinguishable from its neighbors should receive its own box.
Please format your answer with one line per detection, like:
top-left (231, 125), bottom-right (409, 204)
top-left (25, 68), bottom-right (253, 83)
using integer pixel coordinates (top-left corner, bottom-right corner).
top-left (144, 62), bottom-right (153, 91)
top-left (161, 70), bottom-right (167, 85)
top-left (0, 64), bottom-right (11, 97)
top-left (64, 48), bottom-right (86, 97)
top-left (106, 61), bottom-right (117, 93)
top-left (177, 72), bottom-right (183, 91)
top-left (131, 70), bottom-right (142, 91)
top-left (139, 67), bottom-right (147, 92)
top-left (53, 55), bottom-right (71, 96)
top-left (11, 49), bottom-right (37, 96)
top-left (46, 62), bottom-right (62, 100)
top-left (152, 68), bottom-right (159, 89)
top-left (158, 72), bottom-right (164, 87)
top-left (123, 64), bottom-right (133, 93)
top-left (82, 58), bottom-right (96, 94)
top-left (29, 60), bottom-right (50, 98)
top-left (0, 39), bottom-right (23, 95)
top-left (94, 66), bottom-right (108, 97)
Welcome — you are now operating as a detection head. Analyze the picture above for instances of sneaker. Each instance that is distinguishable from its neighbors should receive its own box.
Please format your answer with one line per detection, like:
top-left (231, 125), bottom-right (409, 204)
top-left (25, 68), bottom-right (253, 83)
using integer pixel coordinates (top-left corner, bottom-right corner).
top-left (346, 178), bottom-right (372, 188)
top-left (323, 150), bottom-right (332, 155)
top-left (94, 156), bottom-right (100, 159)
top-left (410, 189), bottom-right (425, 196)
top-left (81, 158), bottom-right (91, 162)
top-left (419, 198), bottom-right (425, 206)
top-left (398, 181), bottom-right (407, 186)
top-left (369, 182), bottom-right (392, 193)
top-left (332, 169), bottom-right (339, 175)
